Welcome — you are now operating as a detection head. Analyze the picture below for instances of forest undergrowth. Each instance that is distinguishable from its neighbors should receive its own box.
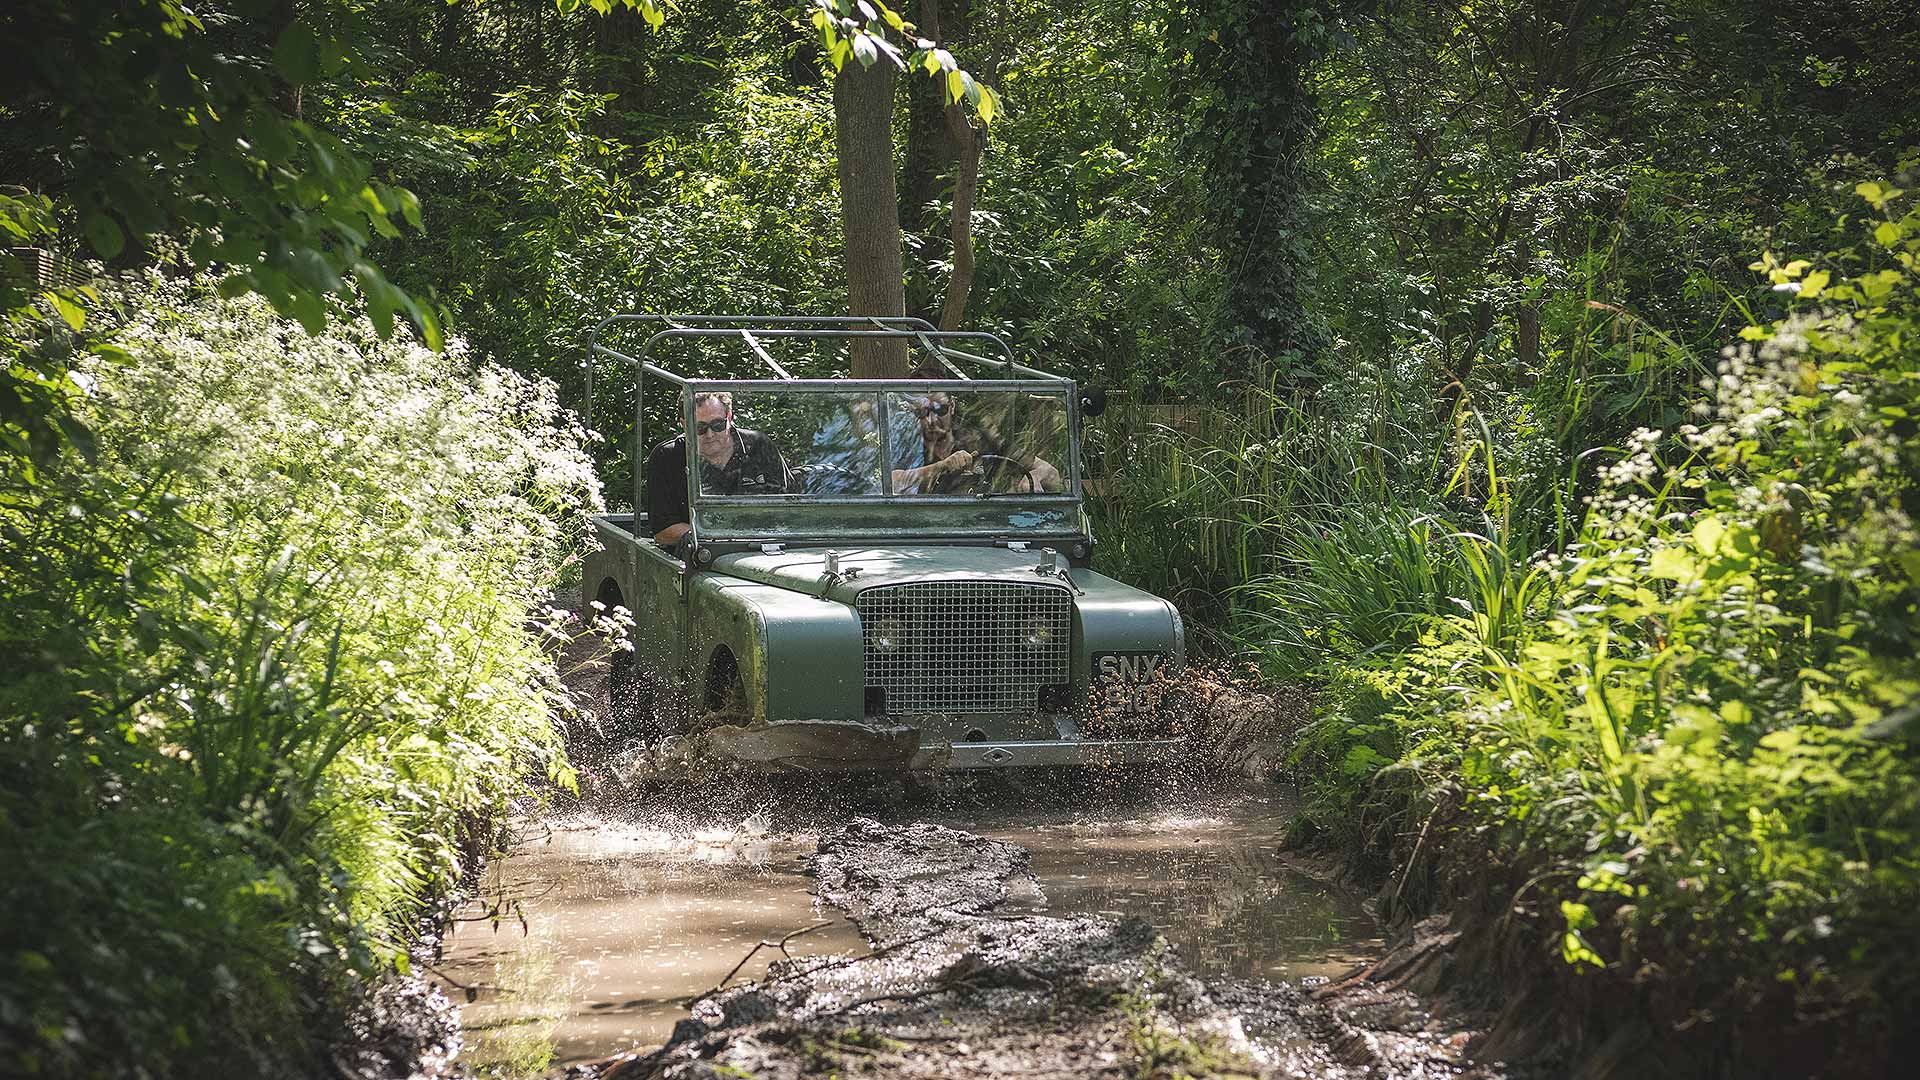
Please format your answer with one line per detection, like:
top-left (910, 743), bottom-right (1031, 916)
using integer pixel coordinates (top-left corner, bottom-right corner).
top-left (1094, 184), bottom-right (1920, 1074)
top-left (7, 1), bottom-right (1919, 1076)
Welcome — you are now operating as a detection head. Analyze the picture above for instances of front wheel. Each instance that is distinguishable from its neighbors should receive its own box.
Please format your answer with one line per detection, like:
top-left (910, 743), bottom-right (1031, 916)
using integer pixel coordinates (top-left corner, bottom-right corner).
top-left (607, 648), bottom-right (664, 741)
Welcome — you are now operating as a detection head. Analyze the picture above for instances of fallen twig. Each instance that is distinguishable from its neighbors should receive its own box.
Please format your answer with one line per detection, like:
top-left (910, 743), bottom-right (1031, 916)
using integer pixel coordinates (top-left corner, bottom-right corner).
top-left (682, 920), bottom-right (835, 1004)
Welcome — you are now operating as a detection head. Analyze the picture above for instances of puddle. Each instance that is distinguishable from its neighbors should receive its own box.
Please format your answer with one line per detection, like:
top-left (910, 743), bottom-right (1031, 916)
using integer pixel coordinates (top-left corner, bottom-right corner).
top-left (971, 792), bottom-right (1382, 981)
top-left (433, 818), bottom-right (864, 1073)
top-left (434, 787), bottom-right (1379, 1073)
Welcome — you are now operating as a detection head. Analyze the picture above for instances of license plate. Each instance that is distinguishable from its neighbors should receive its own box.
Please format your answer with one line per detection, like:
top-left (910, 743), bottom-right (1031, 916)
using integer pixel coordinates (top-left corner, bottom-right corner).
top-left (1093, 651), bottom-right (1170, 714)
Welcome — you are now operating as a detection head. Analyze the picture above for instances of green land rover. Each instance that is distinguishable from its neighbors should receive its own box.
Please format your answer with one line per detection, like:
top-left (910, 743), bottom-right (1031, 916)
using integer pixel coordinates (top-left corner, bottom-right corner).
top-left (581, 315), bottom-right (1185, 772)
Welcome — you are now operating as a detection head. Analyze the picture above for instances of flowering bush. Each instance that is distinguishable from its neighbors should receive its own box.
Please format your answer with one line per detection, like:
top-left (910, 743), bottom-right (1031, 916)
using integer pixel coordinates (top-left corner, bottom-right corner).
top-left (0, 273), bottom-right (599, 1074)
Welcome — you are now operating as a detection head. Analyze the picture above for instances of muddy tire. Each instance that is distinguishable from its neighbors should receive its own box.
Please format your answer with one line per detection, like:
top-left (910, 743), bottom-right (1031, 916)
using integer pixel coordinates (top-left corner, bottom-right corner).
top-left (608, 649), bottom-right (663, 742)
top-left (695, 657), bottom-right (750, 732)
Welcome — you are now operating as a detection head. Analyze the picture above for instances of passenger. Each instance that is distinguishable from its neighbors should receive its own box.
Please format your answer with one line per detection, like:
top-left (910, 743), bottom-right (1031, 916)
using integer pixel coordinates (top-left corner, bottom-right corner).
top-left (803, 396), bottom-right (917, 494)
top-left (647, 391), bottom-right (788, 547)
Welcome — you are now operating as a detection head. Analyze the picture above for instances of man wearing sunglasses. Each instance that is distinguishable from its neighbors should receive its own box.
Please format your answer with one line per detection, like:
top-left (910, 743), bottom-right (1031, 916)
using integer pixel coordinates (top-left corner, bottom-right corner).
top-left (890, 391), bottom-right (978, 494)
top-left (646, 391), bottom-right (789, 548)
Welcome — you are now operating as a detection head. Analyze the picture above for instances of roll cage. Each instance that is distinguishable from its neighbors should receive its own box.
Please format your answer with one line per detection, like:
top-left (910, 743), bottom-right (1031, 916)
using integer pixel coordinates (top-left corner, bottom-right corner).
top-left (585, 314), bottom-right (1090, 547)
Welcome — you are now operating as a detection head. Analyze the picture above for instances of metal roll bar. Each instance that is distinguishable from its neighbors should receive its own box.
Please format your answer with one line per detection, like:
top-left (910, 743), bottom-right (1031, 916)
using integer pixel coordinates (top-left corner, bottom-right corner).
top-left (582, 313), bottom-right (1074, 518)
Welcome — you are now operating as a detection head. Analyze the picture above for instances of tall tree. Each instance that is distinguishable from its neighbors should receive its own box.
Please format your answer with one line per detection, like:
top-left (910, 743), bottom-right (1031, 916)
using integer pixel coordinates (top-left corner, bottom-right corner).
top-left (1186, 0), bottom-right (1336, 386)
top-left (916, 0), bottom-right (990, 330)
top-left (812, 1), bottom-right (999, 373)
top-left (834, 59), bottom-right (913, 375)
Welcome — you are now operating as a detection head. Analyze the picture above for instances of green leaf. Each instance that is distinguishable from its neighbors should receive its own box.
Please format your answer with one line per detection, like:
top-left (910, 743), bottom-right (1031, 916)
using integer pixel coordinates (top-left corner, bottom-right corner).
top-left (352, 262), bottom-right (396, 336)
top-left (83, 211), bottom-right (125, 258)
top-left (246, 107), bottom-right (296, 162)
top-left (1648, 546), bottom-right (1695, 582)
top-left (1873, 220), bottom-right (1904, 248)
top-left (290, 290), bottom-right (327, 335)
top-left (1799, 269), bottom-right (1830, 299)
top-left (392, 186), bottom-right (423, 231)
top-left (1855, 181), bottom-right (1903, 210)
top-left (1692, 515), bottom-right (1726, 555)
top-left (274, 20), bottom-right (323, 85)
top-left (45, 290), bottom-right (85, 331)
top-left (946, 68), bottom-right (966, 104)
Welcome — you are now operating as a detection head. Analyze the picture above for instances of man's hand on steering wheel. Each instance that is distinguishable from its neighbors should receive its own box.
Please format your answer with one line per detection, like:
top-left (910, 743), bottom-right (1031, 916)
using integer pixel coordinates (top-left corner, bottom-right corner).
top-left (968, 453), bottom-right (1035, 491)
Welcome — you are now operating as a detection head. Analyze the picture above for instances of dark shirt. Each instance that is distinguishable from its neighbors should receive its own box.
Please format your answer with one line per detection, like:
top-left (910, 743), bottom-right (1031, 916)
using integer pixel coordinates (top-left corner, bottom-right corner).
top-left (645, 428), bottom-right (788, 538)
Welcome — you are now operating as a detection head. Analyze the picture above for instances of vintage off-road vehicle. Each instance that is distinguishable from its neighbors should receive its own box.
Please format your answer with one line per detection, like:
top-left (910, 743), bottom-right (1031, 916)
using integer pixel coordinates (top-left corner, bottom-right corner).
top-left (581, 315), bottom-right (1185, 771)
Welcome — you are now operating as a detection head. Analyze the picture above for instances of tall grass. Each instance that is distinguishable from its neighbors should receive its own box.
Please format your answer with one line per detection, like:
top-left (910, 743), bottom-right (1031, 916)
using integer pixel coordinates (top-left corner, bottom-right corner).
top-left (1084, 357), bottom-right (1445, 642)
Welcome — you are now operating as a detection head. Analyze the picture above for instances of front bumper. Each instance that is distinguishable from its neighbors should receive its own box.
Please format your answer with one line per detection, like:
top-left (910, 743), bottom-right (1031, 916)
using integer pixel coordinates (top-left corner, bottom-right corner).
top-left (930, 738), bottom-right (1184, 770)
top-left (694, 719), bottom-right (1184, 773)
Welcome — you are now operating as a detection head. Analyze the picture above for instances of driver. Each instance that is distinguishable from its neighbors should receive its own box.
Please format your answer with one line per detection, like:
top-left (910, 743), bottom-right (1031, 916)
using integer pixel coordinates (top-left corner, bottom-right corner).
top-left (890, 391), bottom-right (978, 494)
top-left (647, 391), bottom-right (788, 547)
top-left (890, 391), bottom-right (1065, 494)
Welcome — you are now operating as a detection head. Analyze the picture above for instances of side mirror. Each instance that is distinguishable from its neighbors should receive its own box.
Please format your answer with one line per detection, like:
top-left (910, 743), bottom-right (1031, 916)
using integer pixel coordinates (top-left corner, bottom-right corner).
top-left (1079, 385), bottom-right (1108, 419)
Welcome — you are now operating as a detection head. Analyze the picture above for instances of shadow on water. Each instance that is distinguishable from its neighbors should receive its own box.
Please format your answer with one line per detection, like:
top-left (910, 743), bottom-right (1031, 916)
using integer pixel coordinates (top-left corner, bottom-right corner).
top-left (433, 771), bottom-right (1378, 1073)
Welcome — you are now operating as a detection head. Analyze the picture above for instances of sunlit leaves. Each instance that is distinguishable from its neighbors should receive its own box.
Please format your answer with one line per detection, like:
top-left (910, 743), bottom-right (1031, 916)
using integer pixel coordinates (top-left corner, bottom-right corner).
top-left (559, 0), bottom-right (670, 31)
top-left (806, 0), bottom-right (1001, 123)
top-left (2, 271), bottom-right (596, 1072)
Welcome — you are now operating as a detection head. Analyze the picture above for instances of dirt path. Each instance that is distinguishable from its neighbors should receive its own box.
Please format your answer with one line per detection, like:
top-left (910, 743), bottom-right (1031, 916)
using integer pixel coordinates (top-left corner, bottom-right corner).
top-left (570, 818), bottom-right (1512, 1080)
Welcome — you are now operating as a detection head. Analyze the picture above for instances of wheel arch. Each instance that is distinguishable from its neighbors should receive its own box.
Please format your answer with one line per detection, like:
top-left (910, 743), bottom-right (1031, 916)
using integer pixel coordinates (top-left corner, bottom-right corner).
top-left (704, 644), bottom-right (743, 709)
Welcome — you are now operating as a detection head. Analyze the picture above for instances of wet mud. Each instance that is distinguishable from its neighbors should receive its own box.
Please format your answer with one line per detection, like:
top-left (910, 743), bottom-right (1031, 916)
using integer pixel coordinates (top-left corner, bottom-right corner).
top-left (570, 817), bottom-right (1510, 1080)
top-left (434, 784), bottom-right (1377, 1068)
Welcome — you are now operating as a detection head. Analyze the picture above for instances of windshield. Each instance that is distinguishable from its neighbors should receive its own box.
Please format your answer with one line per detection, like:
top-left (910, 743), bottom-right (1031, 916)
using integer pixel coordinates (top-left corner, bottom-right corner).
top-left (690, 386), bottom-right (1073, 498)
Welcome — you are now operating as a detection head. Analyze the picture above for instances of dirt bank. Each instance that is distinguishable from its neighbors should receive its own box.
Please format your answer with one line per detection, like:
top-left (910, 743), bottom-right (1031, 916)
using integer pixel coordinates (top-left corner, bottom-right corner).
top-left (567, 818), bottom-right (1519, 1080)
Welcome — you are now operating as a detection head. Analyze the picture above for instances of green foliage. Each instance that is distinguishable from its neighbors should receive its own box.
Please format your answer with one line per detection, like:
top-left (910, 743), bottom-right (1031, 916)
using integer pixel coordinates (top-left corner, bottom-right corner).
top-left (0, 273), bottom-right (599, 1075)
top-left (1232, 505), bottom-right (1463, 679)
top-left (1, 0), bottom-right (437, 344)
top-left (1278, 188), bottom-right (1920, 1046)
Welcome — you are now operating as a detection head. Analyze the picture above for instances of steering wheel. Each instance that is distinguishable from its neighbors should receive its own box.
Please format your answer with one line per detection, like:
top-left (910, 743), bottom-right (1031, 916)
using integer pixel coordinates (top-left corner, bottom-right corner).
top-left (968, 453), bottom-right (1037, 492)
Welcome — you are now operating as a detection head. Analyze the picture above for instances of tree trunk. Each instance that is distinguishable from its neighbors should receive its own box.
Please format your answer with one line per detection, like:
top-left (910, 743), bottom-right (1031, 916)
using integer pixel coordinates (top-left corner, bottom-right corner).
top-left (915, 0), bottom-right (986, 331)
top-left (940, 111), bottom-right (983, 330)
top-left (834, 60), bottom-right (910, 377)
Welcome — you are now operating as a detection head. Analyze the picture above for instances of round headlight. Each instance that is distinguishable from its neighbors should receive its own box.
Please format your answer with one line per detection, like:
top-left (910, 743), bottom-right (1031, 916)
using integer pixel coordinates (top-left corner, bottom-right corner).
top-left (868, 615), bottom-right (905, 651)
top-left (1071, 540), bottom-right (1091, 560)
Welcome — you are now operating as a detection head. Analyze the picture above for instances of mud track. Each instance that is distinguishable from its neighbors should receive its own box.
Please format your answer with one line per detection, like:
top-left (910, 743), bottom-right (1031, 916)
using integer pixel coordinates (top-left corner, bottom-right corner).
top-left (573, 819), bottom-right (1514, 1080)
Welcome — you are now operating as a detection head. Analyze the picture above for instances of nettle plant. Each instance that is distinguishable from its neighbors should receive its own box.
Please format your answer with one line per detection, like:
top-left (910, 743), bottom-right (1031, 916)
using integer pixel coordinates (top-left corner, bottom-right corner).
top-left (1461, 181), bottom-right (1918, 997)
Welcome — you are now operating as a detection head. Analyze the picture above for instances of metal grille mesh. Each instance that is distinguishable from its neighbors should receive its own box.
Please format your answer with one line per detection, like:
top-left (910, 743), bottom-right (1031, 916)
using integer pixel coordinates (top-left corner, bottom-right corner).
top-left (857, 581), bottom-right (1072, 716)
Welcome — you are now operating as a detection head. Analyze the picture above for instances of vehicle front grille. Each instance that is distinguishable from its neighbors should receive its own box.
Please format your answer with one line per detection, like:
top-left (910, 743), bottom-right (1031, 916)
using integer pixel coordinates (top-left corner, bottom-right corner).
top-left (857, 581), bottom-right (1073, 716)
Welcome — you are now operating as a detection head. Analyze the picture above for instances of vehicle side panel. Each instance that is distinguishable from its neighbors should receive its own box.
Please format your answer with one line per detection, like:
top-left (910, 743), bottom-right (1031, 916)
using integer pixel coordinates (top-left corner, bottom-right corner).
top-left (586, 515), bottom-right (691, 693)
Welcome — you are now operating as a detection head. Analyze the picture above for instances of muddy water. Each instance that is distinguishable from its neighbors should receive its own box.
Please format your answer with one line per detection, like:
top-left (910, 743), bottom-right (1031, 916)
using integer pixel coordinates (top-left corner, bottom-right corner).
top-left (434, 820), bottom-right (866, 1074)
top-left (971, 791), bottom-right (1382, 983)
top-left (434, 786), bottom-right (1377, 1074)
